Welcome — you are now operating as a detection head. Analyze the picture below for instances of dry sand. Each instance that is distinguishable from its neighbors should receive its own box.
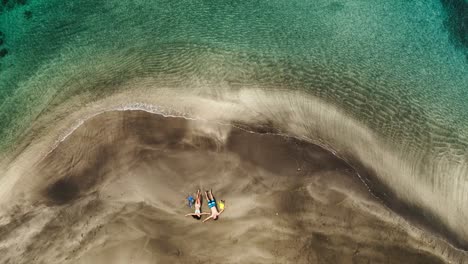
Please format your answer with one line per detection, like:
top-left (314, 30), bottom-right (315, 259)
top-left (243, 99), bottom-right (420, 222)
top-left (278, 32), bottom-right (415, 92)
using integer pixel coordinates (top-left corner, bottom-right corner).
top-left (0, 110), bottom-right (462, 263)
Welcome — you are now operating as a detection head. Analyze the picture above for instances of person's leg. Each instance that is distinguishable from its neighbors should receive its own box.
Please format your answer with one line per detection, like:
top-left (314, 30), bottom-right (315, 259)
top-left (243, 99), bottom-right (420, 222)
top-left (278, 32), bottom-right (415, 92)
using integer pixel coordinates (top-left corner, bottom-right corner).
top-left (209, 189), bottom-right (214, 201)
top-left (205, 191), bottom-right (210, 202)
top-left (196, 189), bottom-right (201, 204)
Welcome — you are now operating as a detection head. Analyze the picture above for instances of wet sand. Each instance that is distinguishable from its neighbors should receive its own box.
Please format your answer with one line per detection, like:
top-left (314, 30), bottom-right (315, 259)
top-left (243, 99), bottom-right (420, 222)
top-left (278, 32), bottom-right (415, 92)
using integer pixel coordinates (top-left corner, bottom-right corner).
top-left (0, 110), bottom-right (462, 263)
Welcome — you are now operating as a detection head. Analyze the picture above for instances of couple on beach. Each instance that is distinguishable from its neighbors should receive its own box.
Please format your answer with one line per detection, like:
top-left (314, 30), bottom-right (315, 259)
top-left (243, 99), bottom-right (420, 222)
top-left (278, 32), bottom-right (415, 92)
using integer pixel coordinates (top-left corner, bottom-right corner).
top-left (185, 190), bottom-right (225, 222)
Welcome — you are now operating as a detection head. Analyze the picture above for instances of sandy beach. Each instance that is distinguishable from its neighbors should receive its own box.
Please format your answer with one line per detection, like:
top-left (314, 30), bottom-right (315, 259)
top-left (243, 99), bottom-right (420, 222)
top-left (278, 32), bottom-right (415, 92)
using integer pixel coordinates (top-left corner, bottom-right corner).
top-left (0, 110), bottom-right (462, 263)
top-left (1, 0), bottom-right (467, 262)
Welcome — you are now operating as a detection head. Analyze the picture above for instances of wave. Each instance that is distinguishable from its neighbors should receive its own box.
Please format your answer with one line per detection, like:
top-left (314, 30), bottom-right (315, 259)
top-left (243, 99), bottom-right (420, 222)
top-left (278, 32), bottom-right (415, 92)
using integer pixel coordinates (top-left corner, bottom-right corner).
top-left (0, 87), bottom-right (467, 263)
top-left (0, 0), bottom-right (467, 262)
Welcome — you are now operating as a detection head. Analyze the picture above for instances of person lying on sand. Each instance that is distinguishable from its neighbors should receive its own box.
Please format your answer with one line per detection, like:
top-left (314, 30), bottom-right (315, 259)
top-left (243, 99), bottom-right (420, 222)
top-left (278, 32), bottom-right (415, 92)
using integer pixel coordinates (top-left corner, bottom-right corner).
top-left (203, 189), bottom-right (225, 222)
top-left (185, 190), bottom-right (210, 220)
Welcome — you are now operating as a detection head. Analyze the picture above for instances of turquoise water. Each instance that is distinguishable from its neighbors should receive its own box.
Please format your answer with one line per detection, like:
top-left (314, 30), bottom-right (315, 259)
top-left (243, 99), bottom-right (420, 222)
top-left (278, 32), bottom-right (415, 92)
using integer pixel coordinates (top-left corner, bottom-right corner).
top-left (0, 0), bottom-right (467, 248)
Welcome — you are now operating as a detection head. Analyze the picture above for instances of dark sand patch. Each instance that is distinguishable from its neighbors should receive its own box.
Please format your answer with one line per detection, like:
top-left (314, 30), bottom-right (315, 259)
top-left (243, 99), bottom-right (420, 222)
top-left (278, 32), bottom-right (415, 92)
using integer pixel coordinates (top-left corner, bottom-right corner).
top-left (0, 110), bottom-right (458, 263)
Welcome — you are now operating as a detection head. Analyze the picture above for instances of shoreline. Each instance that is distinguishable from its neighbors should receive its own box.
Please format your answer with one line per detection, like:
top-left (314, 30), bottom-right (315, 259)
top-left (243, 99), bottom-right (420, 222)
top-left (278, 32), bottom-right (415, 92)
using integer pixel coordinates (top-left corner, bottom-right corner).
top-left (0, 89), bottom-right (466, 259)
top-left (1, 109), bottom-right (466, 263)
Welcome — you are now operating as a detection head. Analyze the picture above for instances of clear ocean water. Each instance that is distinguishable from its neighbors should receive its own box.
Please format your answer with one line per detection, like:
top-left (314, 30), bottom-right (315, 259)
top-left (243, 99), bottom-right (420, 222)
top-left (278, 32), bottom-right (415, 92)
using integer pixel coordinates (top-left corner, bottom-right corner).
top-left (0, 0), bottom-right (467, 249)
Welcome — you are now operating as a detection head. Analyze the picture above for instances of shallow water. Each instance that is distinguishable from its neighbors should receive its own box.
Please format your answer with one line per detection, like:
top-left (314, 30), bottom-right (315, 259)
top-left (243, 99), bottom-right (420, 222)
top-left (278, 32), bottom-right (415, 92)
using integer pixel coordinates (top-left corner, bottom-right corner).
top-left (0, 111), bottom-right (453, 263)
top-left (0, 0), bottom-right (467, 263)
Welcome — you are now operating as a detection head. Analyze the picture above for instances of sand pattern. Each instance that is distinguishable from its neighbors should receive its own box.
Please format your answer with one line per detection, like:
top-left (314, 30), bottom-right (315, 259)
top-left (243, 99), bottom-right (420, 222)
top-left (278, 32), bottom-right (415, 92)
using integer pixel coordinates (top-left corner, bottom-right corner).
top-left (0, 111), bottom-right (463, 263)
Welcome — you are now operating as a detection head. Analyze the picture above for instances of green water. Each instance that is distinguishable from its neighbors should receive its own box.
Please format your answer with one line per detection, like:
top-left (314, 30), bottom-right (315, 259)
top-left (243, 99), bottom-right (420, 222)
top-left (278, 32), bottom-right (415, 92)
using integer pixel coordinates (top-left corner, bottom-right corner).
top-left (0, 0), bottom-right (467, 247)
top-left (0, 0), bottom-right (466, 146)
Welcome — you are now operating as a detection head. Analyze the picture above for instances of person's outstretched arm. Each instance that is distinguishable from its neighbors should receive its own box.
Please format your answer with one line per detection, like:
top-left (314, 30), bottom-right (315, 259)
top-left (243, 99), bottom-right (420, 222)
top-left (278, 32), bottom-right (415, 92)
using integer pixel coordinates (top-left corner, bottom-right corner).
top-left (219, 209), bottom-right (224, 214)
top-left (203, 216), bottom-right (213, 223)
top-left (185, 213), bottom-right (210, 217)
